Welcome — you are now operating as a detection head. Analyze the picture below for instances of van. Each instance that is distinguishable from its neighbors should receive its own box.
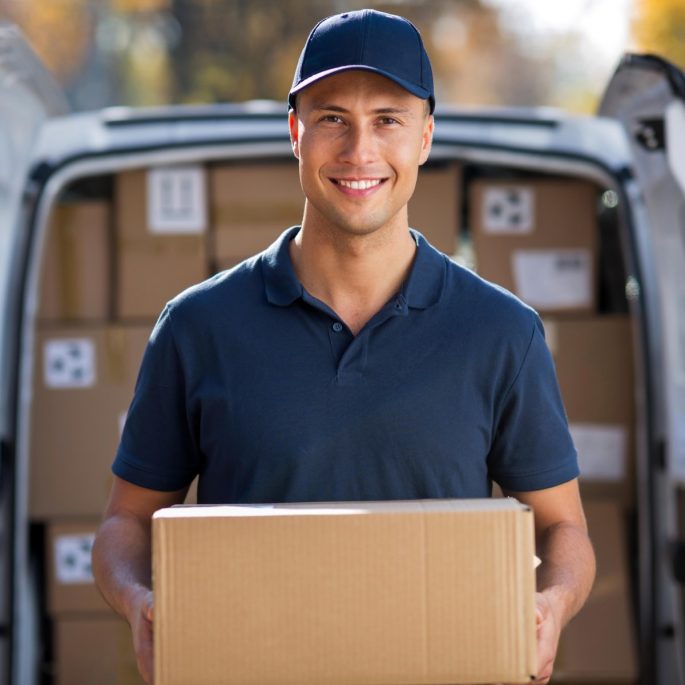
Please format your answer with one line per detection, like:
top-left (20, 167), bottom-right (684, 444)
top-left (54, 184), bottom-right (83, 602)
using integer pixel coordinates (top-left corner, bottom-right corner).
top-left (1, 23), bottom-right (684, 685)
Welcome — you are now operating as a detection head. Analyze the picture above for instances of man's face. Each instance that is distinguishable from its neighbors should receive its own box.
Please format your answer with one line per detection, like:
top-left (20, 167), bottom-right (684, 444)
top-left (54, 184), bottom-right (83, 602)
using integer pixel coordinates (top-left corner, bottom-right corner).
top-left (289, 70), bottom-right (433, 238)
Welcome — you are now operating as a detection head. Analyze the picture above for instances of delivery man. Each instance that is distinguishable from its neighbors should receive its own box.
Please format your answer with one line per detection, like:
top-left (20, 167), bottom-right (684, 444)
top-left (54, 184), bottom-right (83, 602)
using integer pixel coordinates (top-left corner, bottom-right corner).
top-left (93, 9), bottom-right (596, 684)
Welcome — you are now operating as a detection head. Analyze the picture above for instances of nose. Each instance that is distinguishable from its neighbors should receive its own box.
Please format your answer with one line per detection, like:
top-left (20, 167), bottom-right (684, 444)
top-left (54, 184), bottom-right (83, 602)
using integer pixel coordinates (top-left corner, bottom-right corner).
top-left (337, 123), bottom-right (378, 166)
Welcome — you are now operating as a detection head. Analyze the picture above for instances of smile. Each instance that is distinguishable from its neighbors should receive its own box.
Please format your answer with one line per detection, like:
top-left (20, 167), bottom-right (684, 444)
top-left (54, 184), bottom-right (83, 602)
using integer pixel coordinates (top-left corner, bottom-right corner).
top-left (333, 178), bottom-right (385, 190)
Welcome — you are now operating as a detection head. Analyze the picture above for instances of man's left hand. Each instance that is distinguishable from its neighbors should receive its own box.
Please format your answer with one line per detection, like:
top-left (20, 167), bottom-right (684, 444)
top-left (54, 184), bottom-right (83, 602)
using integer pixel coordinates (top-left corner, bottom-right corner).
top-left (531, 590), bottom-right (562, 684)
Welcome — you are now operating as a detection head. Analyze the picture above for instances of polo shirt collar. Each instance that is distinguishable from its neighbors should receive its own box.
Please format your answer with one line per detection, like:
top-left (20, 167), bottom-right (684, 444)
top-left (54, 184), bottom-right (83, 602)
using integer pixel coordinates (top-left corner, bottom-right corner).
top-left (262, 226), bottom-right (444, 309)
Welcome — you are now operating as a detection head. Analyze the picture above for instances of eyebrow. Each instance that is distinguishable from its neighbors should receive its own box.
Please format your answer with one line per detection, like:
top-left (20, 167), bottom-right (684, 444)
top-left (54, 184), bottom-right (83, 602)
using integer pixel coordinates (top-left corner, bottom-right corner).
top-left (312, 104), bottom-right (413, 116)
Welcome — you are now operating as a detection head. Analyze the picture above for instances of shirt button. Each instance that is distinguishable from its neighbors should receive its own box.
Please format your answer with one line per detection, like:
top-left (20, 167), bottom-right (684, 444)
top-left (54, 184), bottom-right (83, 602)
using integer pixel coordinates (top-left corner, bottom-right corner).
top-left (332, 322), bottom-right (343, 332)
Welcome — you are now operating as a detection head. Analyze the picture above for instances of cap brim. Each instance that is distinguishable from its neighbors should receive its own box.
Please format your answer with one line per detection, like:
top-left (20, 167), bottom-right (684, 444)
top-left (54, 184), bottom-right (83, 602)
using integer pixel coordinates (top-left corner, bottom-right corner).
top-left (288, 65), bottom-right (434, 112)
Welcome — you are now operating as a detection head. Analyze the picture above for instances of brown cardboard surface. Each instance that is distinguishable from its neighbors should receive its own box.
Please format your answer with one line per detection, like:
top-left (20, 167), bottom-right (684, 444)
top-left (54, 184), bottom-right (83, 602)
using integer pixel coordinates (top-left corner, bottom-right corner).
top-left (153, 499), bottom-right (536, 685)
top-left (210, 163), bottom-right (303, 262)
top-left (543, 316), bottom-right (635, 497)
top-left (38, 201), bottom-right (110, 322)
top-left (54, 616), bottom-right (145, 685)
top-left (554, 499), bottom-right (637, 681)
top-left (115, 170), bottom-right (208, 320)
top-left (47, 520), bottom-right (109, 615)
top-left (409, 163), bottom-right (461, 255)
top-left (29, 324), bottom-right (152, 519)
top-left (469, 179), bottom-right (598, 314)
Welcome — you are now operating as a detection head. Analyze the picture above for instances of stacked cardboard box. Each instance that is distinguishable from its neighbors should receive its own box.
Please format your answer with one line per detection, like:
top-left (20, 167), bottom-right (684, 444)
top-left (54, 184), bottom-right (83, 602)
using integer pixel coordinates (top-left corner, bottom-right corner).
top-left (115, 166), bottom-right (209, 320)
top-left (469, 178), bottom-right (598, 315)
top-left (409, 163), bottom-right (461, 255)
top-left (544, 315), bottom-right (635, 501)
top-left (38, 201), bottom-right (111, 321)
top-left (29, 324), bottom-right (152, 519)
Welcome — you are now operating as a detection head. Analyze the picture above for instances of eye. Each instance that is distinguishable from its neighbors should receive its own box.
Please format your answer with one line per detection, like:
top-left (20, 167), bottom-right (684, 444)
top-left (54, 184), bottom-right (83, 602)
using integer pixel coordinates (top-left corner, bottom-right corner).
top-left (378, 116), bottom-right (400, 126)
top-left (320, 114), bottom-right (344, 124)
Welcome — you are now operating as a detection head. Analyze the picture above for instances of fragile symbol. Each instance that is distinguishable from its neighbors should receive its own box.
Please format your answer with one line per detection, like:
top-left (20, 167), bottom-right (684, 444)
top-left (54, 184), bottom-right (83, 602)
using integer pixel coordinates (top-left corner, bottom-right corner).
top-left (44, 338), bottom-right (96, 389)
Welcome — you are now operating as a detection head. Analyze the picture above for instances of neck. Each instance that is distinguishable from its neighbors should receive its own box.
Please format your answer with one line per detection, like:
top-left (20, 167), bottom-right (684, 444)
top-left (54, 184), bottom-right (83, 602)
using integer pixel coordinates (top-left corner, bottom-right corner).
top-left (289, 203), bottom-right (416, 335)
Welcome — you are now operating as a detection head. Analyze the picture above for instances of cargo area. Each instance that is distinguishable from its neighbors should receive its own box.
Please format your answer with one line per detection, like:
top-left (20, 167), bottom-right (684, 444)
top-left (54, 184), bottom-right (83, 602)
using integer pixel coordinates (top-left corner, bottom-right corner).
top-left (23, 154), bottom-right (640, 684)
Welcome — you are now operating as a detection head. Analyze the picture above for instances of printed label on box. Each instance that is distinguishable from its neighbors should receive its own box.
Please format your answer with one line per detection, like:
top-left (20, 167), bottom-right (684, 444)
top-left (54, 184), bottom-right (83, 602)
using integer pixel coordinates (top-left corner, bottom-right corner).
top-left (569, 423), bottom-right (627, 481)
top-left (512, 249), bottom-right (592, 309)
top-left (147, 166), bottom-right (207, 234)
top-left (481, 186), bottom-right (534, 234)
top-left (54, 534), bottom-right (95, 584)
top-left (43, 339), bottom-right (96, 389)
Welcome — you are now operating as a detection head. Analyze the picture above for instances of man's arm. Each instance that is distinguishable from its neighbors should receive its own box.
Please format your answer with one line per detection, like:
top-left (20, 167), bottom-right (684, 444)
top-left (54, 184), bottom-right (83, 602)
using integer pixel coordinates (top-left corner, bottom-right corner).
top-left (92, 476), bottom-right (189, 684)
top-left (502, 478), bottom-right (596, 685)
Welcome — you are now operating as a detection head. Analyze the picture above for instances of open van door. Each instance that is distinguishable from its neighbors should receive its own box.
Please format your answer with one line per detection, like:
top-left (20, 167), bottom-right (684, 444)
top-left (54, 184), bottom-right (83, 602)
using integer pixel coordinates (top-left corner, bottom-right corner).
top-left (599, 53), bottom-right (685, 685)
top-left (0, 23), bottom-right (67, 685)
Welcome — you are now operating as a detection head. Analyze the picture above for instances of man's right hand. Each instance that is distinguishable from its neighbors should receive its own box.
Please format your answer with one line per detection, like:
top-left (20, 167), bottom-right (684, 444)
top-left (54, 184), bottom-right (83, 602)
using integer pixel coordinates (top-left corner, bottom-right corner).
top-left (129, 588), bottom-right (155, 684)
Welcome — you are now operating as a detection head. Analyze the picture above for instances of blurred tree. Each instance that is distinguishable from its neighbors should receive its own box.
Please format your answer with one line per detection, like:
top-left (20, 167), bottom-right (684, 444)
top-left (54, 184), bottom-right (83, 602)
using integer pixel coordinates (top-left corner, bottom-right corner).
top-left (0, 0), bottom-right (92, 80)
top-left (633, 0), bottom-right (685, 68)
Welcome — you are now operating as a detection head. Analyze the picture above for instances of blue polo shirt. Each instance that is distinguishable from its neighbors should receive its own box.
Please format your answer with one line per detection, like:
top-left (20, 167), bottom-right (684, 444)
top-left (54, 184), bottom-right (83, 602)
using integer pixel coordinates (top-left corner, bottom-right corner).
top-left (113, 226), bottom-right (579, 502)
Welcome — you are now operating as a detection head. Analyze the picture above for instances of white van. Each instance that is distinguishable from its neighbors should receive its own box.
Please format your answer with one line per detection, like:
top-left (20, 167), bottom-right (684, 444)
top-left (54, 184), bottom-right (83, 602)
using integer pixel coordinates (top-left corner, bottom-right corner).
top-left (2, 23), bottom-right (685, 685)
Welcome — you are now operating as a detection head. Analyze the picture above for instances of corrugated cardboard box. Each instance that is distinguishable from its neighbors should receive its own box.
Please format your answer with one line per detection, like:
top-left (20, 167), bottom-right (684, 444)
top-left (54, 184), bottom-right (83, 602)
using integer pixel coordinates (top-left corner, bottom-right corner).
top-left (469, 179), bottom-right (598, 314)
top-left (116, 167), bottom-right (208, 319)
top-left (47, 521), bottom-right (109, 615)
top-left (210, 162), bottom-right (303, 270)
top-left (54, 616), bottom-right (144, 685)
top-left (153, 499), bottom-right (536, 685)
top-left (409, 163), bottom-right (461, 256)
top-left (554, 499), bottom-right (637, 681)
top-left (29, 324), bottom-right (151, 519)
top-left (38, 201), bottom-right (110, 322)
top-left (543, 315), bottom-right (635, 499)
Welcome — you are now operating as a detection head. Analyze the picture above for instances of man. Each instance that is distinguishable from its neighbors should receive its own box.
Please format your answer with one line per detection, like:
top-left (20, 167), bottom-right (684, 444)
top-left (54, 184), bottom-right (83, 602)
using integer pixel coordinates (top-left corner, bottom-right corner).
top-left (93, 9), bottom-right (595, 685)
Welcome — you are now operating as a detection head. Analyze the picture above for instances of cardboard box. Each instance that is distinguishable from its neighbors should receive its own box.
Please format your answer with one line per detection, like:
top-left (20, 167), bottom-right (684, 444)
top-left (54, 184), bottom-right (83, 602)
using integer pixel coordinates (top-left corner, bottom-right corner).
top-left (409, 163), bottom-right (461, 255)
top-left (469, 179), bottom-right (598, 314)
top-left (47, 521), bottom-right (109, 615)
top-left (543, 316), bottom-right (635, 498)
top-left (54, 616), bottom-right (145, 685)
top-left (210, 162), bottom-right (303, 267)
top-left (554, 499), bottom-right (637, 681)
top-left (29, 324), bottom-right (152, 519)
top-left (153, 499), bottom-right (536, 685)
top-left (115, 168), bottom-right (208, 320)
top-left (38, 201), bottom-right (110, 321)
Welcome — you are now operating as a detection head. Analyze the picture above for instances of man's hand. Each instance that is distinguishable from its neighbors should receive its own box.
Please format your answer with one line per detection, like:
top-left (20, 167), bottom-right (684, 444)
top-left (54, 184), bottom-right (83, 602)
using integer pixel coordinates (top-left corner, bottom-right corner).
top-left (129, 588), bottom-right (155, 685)
top-left (533, 591), bottom-right (562, 683)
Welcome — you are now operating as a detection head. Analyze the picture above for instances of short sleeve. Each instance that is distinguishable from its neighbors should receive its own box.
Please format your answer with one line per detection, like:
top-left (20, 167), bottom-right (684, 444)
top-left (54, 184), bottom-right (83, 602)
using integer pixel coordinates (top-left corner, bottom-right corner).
top-left (112, 305), bottom-right (201, 491)
top-left (488, 315), bottom-right (579, 491)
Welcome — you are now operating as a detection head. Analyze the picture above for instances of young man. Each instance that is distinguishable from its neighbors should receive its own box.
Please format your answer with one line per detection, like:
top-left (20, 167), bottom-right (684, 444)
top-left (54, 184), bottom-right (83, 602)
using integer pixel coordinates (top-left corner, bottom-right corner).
top-left (93, 9), bottom-right (595, 684)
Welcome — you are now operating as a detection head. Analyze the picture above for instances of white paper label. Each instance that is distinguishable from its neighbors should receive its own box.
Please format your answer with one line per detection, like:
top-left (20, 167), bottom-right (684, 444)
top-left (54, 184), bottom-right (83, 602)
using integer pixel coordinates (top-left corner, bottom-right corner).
top-left (43, 339), bottom-right (96, 389)
top-left (569, 423), bottom-right (627, 481)
top-left (512, 249), bottom-right (592, 309)
top-left (54, 534), bottom-right (95, 584)
top-left (481, 186), bottom-right (534, 234)
top-left (147, 166), bottom-right (207, 234)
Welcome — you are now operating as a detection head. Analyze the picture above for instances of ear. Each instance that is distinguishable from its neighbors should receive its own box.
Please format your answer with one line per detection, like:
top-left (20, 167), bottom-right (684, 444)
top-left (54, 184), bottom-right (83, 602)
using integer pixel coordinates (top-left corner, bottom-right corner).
top-left (418, 114), bottom-right (434, 166)
top-left (288, 110), bottom-right (300, 160)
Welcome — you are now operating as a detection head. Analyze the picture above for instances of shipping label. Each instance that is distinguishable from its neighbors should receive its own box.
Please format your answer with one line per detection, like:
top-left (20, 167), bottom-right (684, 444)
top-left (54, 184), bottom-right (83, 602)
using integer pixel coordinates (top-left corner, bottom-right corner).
top-left (43, 338), bottom-right (96, 389)
top-left (569, 423), bottom-right (627, 481)
top-left (54, 533), bottom-right (95, 584)
top-left (147, 165), bottom-right (207, 234)
top-left (512, 249), bottom-right (592, 309)
top-left (481, 186), bottom-right (535, 234)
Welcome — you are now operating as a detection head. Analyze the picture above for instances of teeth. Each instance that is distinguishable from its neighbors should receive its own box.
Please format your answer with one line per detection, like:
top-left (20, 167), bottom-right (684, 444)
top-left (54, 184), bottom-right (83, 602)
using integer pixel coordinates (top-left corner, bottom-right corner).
top-left (337, 179), bottom-right (381, 190)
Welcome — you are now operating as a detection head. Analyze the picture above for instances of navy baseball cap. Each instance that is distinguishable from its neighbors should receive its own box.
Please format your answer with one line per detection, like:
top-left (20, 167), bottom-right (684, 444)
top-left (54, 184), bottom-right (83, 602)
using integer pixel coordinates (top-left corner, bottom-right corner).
top-left (289, 9), bottom-right (435, 113)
